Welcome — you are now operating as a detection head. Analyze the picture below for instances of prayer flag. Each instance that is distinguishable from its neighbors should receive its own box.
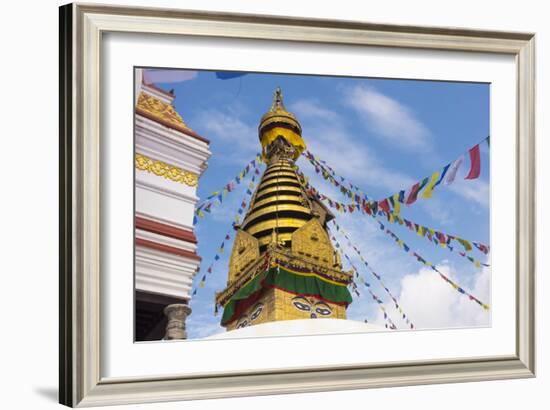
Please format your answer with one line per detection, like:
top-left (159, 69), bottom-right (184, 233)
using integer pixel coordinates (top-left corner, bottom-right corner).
top-left (433, 163), bottom-right (450, 188)
top-left (398, 190), bottom-right (405, 203)
top-left (445, 155), bottom-right (464, 185)
top-left (392, 193), bottom-right (401, 214)
top-left (474, 242), bottom-right (489, 254)
top-left (465, 144), bottom-right (481, 179)
top-left (379, 198), bottom-right (390, 213)
top-left (405, 183), bottom-right (419, 205)
top-left (421, 171), bottom-right (441, 199)
top-left (457, 238), bottom-right (473, 251)
top-left (406, 177), bottom-right (429, 205)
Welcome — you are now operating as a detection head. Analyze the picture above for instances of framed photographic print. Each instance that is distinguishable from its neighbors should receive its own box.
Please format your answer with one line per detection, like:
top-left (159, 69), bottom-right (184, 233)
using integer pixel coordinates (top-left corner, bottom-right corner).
top-left (59, 3), bottom-right (535, 407)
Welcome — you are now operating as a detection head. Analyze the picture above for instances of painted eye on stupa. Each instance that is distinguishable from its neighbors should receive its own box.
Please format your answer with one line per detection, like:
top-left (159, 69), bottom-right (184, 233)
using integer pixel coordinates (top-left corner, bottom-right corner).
top-left (292, 296), bottom-right (312, 312)
top-left (250, 303), bottom-right (264, 321)
top-left (236, 316), bottom-right (249, 328)
top-left (314, 302), bottom-right (333, 316)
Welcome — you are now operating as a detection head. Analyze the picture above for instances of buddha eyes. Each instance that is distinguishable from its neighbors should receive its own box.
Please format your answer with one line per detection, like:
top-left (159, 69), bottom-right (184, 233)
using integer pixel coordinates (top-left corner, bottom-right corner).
top-left (236, 303), bottom-right (264, 328)
top-left (292, 299), bottom-right (311, 311)
top-left (237, 297), bottom-right (333, 327)
top-left (315, 306), bottom-right (332, 316)
top-left (250, 303), bottom-right (264, 321)
top-left (291, 297), bottom-right (333, 316)
top-left (236, 318), bottom-right (249, 328)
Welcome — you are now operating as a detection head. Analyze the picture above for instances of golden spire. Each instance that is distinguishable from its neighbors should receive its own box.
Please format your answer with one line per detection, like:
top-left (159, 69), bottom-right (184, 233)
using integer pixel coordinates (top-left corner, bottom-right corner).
top-left (215, 88), bottom-right (353, 331)
top-left (258, 87), bottom-right (306, 160)
top-left (270, 87), bottom-right (286, 111)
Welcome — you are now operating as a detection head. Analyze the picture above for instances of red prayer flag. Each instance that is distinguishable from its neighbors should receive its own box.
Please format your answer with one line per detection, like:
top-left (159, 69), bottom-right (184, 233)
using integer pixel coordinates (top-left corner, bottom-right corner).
top-left (465, 144), bottom-right (481, 179)
top-left (405, 183), bottom-right (420, 204)
top-left (364, 204), bottom-right (372, 215)
top-left (379, 198), bottom-right (390, 213)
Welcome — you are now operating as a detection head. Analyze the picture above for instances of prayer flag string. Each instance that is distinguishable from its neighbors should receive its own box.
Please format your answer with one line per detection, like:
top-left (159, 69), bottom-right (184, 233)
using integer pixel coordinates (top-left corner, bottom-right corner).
top-left (329, 220), bottom-right (415, 329)
top-left (303, 135), bottom-right (489, 213)
top-left (295, 167), bottom-right (489, 266)
top-left (373, 218), bottom-right (490, 311)
top-left (375, 209), bottom-right (490, 265)
top-left (330, 237), bottom-right (398, 330)
top-left (191, 172), bottom-right (261, 299)
top-left (194, 153), bottom-right (263, 224)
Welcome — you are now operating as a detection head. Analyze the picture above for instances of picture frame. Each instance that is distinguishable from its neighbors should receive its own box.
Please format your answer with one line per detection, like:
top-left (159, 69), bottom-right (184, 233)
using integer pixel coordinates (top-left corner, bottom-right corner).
top-left (59, 2), bottom-right (535, 407)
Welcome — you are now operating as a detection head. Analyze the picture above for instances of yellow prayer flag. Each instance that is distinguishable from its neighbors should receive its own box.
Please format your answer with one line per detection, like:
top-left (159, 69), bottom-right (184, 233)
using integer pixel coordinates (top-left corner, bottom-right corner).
top-left (457, 238), bottom-right (473, 251)
top-left (474, 260), bottom-right (481, 268)
top-left (392, 193), bottom-right (401, 215)
top-left (421, 171), bottom-right (441, 199)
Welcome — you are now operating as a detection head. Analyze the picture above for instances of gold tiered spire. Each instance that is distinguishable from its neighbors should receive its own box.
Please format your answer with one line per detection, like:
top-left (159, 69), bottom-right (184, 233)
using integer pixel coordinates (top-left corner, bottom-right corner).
top-left (215, 88), bottom-right (353, 330)
top-left (258, 87), bottom-right (306, 161)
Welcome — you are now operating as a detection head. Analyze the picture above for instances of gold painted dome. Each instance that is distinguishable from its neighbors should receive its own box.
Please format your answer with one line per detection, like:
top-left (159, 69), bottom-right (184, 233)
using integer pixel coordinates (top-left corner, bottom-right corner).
top-left (258, 87), bottom-right (306, 160)
top-left (259, 87), bottom-right (302, 136)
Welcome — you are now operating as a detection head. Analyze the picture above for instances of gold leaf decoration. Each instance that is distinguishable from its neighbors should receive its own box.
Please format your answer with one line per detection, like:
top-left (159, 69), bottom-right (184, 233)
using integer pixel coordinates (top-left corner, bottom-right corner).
top-left (135, 153), bottom-right (198, 187)
top-left (136, 92), bottom-right (193, 131)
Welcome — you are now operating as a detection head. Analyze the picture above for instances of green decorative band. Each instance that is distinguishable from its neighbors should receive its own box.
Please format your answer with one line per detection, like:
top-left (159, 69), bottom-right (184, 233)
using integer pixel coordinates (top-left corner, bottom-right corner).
top-left (221, 266), bottom-right (353, 325)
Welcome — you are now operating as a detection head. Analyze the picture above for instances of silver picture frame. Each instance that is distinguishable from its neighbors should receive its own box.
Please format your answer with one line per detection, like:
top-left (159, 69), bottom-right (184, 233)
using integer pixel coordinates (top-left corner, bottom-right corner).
top-left (59, 3), bottom-right (535, 407)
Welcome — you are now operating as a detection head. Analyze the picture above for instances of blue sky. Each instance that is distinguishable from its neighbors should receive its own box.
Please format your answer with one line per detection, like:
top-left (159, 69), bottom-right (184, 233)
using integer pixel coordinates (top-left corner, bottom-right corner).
top-left (151, 68), bottom-right (491, 339)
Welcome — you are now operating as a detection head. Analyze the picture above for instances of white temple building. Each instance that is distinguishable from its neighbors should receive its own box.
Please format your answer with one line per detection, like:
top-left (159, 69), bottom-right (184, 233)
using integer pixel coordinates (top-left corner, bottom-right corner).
top-left (134, 69), bottom-right (211, 341)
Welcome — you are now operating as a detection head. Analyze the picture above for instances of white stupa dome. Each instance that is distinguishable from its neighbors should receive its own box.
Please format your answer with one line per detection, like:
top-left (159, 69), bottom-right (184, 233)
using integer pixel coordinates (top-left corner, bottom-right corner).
top-left (206, 318), bottom-right (385, 340)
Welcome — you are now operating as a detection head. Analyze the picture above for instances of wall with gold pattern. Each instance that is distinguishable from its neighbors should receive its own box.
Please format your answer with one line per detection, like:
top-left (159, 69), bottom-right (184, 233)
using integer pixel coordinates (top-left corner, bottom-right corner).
top-left (225, 288), bottom-right (347, 331)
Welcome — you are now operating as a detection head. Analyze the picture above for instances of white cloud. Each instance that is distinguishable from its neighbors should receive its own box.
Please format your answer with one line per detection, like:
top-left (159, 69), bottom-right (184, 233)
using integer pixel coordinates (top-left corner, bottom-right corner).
top-left (419, 198), bottom-right (455, 225)
top-left (290, 100), bottom-right (340, 122)
top-left (449, 178), bottom-right (490, 208)
top-left (193, 108), bottom-right (258, 164)
top-left (345, 86), bottom-right (432, 151)
top-left (375, 262), bottom-right (491, 330)
top-left (288, 98), bottom-right (415, 195)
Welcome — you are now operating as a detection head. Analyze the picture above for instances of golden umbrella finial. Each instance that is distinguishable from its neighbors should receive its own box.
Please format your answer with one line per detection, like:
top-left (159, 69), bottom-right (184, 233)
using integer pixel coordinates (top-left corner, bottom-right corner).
top-left (271, 86), bottom-right (285, 111)
top-left (258, 87), bottom-right (306, 160)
